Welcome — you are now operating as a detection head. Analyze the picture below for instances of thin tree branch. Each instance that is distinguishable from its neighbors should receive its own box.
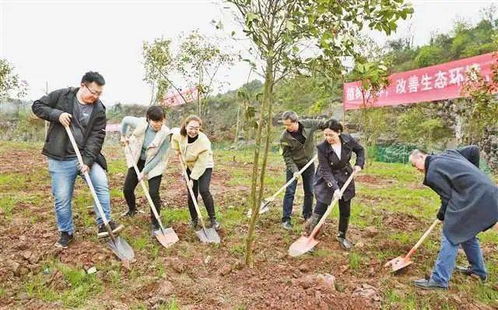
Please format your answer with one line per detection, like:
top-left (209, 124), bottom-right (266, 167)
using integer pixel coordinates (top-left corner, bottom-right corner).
top-left (150, 60), bottom-right (189, 104)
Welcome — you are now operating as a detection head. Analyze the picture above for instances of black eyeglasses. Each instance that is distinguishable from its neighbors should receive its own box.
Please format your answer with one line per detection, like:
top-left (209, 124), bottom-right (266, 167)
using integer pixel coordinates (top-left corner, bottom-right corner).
top-left (84, 84), bottom-right (102, 96)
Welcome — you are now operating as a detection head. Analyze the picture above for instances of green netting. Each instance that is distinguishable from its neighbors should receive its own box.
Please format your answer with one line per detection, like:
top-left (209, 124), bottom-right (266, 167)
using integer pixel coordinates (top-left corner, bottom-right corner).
top-left (479, 156), bottom-right (493, 176)
top-left (373, 144), bottom-right (494, 175)
top-left (373, 144), bottom-right (418, 164)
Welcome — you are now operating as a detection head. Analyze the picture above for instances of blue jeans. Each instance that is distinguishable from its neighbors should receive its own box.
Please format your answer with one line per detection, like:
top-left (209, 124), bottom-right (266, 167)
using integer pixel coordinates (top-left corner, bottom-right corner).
top-left (431, 232), bottom-right (487, 286)
top-left (48, 158), bottom-right (112, 234)
top-left (282, 163), bottom-right (315, 222)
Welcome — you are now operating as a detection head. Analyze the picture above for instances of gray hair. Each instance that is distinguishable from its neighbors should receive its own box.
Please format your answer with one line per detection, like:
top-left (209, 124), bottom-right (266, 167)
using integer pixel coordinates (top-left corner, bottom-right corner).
top-left (409, 149), bottom-right (426, 162)
top-left (282, 111), bottom-right (298, 122)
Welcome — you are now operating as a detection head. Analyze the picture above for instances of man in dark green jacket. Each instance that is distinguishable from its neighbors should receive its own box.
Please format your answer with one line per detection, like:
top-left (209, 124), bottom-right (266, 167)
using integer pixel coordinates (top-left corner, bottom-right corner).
top-left (279, 111), bottom-right (329, 229)
top-left (32, 71), bottom-right (123, 248)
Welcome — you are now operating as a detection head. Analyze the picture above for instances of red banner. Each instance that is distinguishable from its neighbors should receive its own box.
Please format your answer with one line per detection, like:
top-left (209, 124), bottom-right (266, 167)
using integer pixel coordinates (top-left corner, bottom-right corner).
top-left (160, 86), bottom-right (199, 107)
top-left (343, 52), bottom-right (497, 110)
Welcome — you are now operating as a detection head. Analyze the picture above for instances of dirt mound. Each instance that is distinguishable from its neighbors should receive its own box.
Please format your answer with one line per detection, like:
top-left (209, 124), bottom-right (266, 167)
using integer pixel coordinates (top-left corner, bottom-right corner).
top-left (356, 175), bottom-right (383, 184)
top-left (58, 240), bottom-right (114, 268)
top-left (381, 211), bottom-right (424, 231)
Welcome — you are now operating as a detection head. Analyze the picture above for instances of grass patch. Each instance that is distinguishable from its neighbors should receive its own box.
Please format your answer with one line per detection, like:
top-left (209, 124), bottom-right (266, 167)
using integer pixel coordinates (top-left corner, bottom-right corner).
top-left (348, 252), bottom-right (362, 270)
top-left (24, 262), bottom-right (103, 308)
top-left (129, 233), bottom-right (150, 251)
top-left (228, 243), bottom-right (245, 257)
top-left (157, 297), bottom-right (181, 310)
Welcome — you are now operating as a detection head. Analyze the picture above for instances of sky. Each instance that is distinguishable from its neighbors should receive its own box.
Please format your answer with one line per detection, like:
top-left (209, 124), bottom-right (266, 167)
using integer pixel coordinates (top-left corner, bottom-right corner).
top-left (0, 0), bottom-right (497, 105)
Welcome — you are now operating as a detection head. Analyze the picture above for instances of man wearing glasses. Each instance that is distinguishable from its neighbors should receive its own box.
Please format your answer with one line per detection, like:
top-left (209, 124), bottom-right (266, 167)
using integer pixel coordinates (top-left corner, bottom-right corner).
top-left (32, 71), bottom-right (124, 248)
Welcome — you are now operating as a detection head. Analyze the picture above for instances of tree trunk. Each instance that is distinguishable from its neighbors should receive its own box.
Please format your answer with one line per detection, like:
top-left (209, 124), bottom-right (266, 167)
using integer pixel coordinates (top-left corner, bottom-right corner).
top-left (234, 105), bottom-right (241, 144)
top-left (257, 81), bottom-right (274, 205)
top-left (197, 94), bottom-right (201, 116)
top-left (245, 102), bottom-right (253, 142)
top-left (149, 83), bottom-right (156, 106)
top-left (197, 66), bottom-right (203, 117)
top-left (245, 58), bottom-right (273, 267)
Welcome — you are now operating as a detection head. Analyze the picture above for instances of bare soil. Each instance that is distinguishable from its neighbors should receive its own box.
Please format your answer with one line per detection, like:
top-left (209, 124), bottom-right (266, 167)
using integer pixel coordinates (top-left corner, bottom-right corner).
top-left (0, 144), bottom-right (495, 309)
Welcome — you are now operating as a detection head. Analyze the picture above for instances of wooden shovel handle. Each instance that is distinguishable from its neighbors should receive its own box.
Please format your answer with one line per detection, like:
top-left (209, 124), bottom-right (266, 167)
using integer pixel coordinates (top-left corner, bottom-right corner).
top-left (64, 126), bottom-right (115, 240)
top-left (269, 154), bottom-right (318, 200)
top-left (309, 170), bottom-right (358, 239)
top-left (124, 143), bottom-right (164, 231)
top-left (405, 219), bottom-right (440, 259)
top-left (177, 153), bottom-right (207, 229)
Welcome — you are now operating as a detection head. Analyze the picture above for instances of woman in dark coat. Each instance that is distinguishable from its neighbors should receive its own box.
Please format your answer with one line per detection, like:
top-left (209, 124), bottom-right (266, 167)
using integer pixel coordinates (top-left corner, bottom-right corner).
top-left (304, 120), bottom-right (365, 250)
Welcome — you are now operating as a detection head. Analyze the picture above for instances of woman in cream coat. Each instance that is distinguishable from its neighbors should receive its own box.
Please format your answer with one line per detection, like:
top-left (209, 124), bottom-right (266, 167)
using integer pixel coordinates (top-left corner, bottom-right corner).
top-left (171, 115), bottom-right (220, 230)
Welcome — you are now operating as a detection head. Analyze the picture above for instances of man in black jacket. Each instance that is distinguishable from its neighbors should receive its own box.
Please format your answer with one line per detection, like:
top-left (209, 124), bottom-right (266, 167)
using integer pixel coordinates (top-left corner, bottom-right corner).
top-left (32, 72), bottom-right (123, 248)
top-left (409, 146), bottom-right (498, 290)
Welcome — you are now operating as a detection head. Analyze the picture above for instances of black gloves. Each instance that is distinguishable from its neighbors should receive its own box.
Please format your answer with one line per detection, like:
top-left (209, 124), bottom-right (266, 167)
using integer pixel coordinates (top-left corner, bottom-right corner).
top-left (437, 210), bottom-right (445, 221)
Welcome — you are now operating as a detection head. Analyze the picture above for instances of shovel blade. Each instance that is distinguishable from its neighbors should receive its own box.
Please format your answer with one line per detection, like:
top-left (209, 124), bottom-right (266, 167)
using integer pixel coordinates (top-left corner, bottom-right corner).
top-left (195, 228), bottom-right (221, 244)
top-left (258, 200), bottom-right (272, 214)
top-left (153, 228), bottom-right (179, 248)
top-left (288, 236), bottom-right (319, 257)
top-left (246, 200), bottom-right (272, 218)
top-left (107, 236), bottom-right (135, 261)
top-left (384, 255), bottom-right (413, 272)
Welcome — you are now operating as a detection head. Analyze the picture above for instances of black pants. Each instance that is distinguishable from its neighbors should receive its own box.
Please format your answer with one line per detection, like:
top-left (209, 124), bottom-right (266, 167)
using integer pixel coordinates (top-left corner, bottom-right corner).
top-left (315, 199), bottom-right (351, 237)
top-left (123, 159), bottom-right (162, 226)
top-left (186, 168), bottom-right (216, 221)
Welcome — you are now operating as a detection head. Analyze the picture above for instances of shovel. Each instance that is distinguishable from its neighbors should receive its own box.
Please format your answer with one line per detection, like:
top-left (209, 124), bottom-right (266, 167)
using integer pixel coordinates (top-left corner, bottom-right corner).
top-left (65, 126), bottom-right (135, 262)
top-left (248, 155), bottom-right (318, 217)
top-left (178, 155), bottom-right (220, 244)
top-left (288, 170), bottom-right (357, 257)
top-left (384, 219), bottom-right (440, 272)
top-left (124, 144), bottom-right (179, 248)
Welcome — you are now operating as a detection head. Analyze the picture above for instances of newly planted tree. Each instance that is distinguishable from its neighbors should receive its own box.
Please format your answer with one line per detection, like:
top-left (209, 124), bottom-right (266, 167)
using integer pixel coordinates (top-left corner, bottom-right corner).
top-left (234, 88), bottom-right (250, 143)
top-left (226, 0), bottom-right (413, 266)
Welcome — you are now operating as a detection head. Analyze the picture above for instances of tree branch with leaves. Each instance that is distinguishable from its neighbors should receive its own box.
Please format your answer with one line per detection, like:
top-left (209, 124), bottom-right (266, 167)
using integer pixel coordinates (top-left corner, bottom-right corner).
top-left (0, 59), bottom-right (27, 101)
top-left (226, 0), bottom-right (413, 266)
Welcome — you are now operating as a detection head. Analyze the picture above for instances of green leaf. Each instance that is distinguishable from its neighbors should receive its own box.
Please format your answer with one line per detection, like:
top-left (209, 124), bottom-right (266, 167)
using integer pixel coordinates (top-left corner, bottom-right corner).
top-left (286, 20), bottom-right (295, 31)
top-left (246, 12), bottom-right (259, 25)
